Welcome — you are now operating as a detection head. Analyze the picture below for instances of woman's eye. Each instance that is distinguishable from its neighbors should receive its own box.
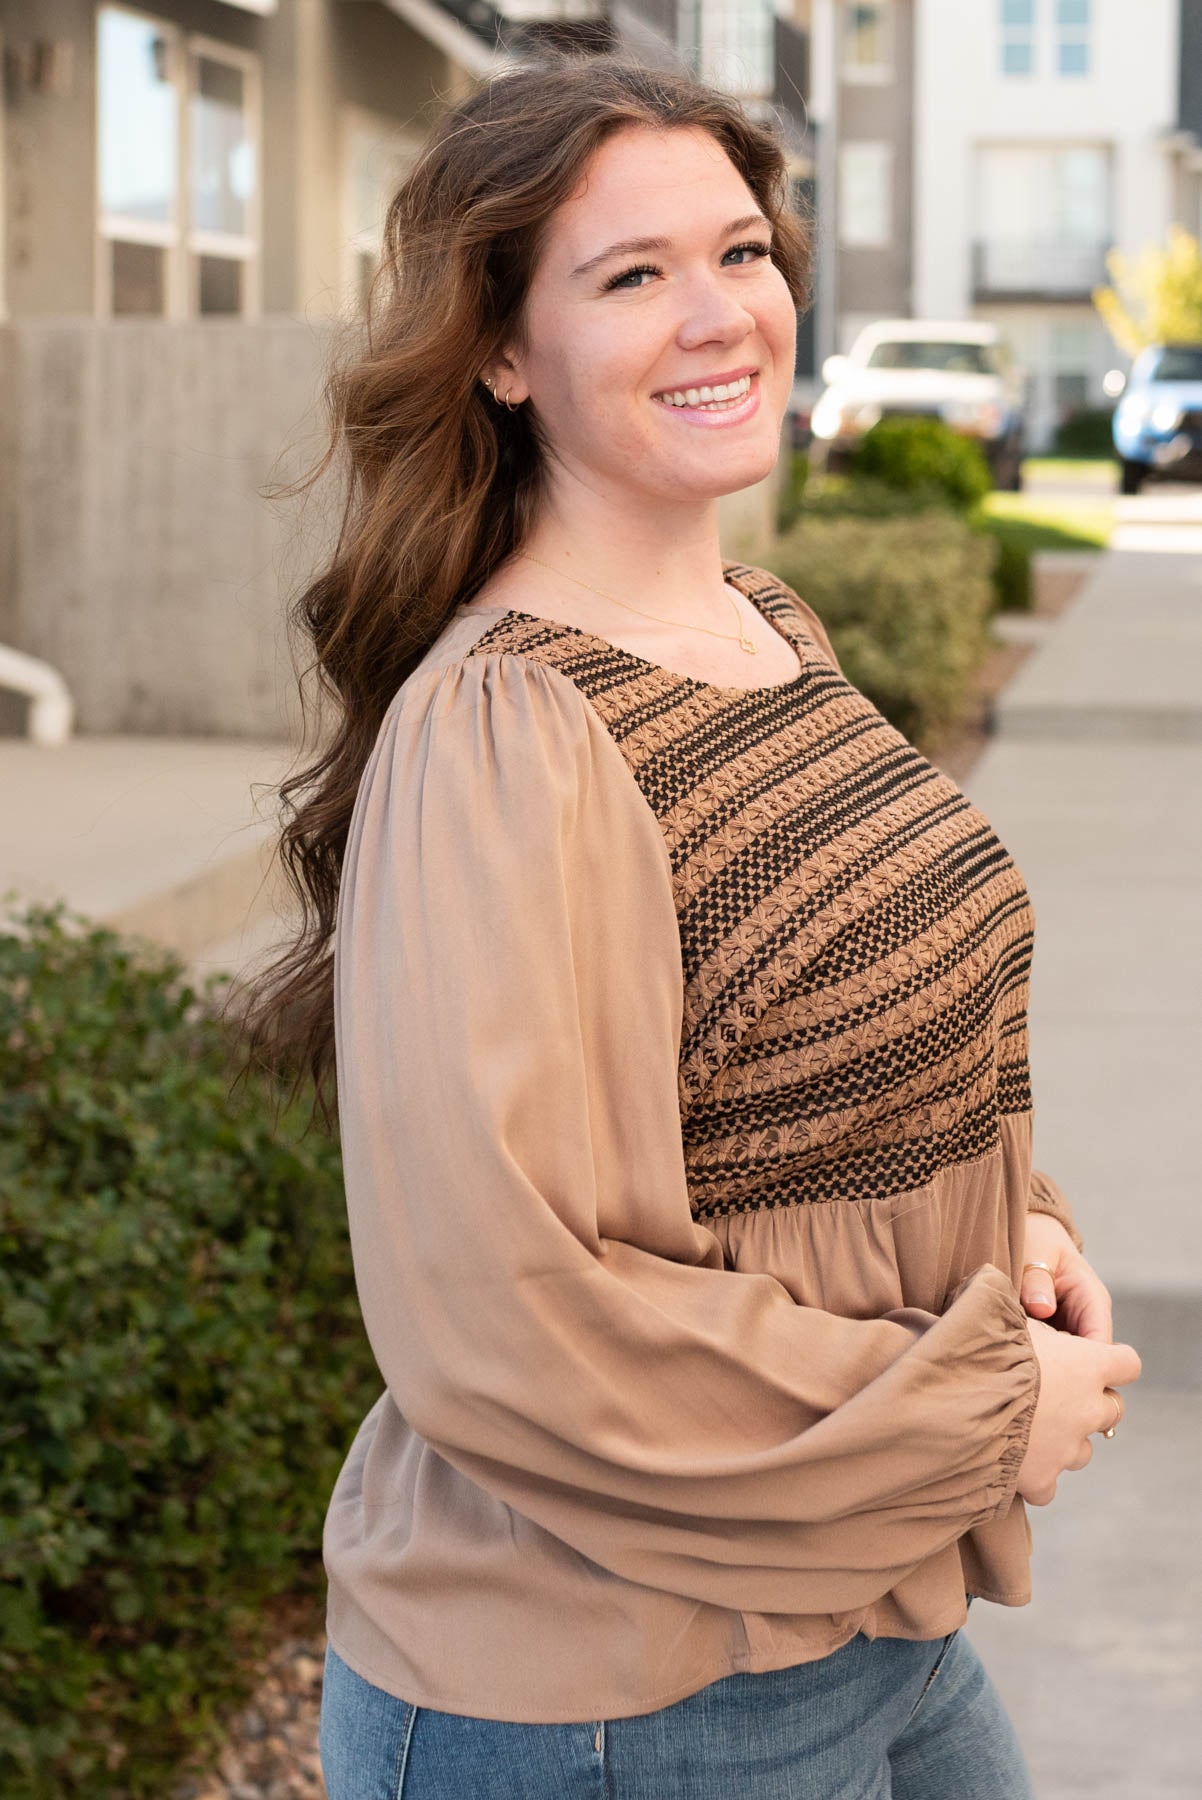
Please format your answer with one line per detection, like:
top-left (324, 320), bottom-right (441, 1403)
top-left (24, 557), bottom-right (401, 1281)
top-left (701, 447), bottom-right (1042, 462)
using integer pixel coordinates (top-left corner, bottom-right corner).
top-left (727, 241), bottom-right (773, 267)
top-left (602, 241), bottom-right (773, 292)
top-left (603, 261), bottom-right (659, 293)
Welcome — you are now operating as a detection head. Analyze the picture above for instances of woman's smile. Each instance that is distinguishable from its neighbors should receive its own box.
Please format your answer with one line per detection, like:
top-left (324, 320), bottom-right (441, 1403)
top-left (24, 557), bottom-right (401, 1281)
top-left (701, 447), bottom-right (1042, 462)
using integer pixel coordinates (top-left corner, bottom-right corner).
top-left (650, 370), bottom-right (762, 428)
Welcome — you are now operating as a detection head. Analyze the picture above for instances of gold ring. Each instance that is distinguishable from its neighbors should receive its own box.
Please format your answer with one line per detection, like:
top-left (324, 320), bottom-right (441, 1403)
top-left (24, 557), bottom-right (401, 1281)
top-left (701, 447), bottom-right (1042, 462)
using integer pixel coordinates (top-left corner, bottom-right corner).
top-left (1022, 1261), bottom-right (1054, 1275)
top-left (1101, 1387), bottom-right (1122, 1439)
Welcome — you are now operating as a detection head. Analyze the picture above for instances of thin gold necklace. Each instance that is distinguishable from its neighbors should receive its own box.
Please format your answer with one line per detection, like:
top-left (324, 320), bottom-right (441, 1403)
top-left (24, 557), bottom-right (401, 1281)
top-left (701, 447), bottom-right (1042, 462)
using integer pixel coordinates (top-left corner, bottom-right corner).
top-left (515, 552), bottom-right (758, 654)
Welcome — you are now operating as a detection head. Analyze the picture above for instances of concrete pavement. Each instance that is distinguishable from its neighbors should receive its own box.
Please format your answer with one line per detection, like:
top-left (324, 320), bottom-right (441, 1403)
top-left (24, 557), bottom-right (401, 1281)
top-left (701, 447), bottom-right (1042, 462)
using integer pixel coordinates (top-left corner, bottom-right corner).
top-left (958, 483), bottom-right (1202, 1797)
top-left (0, 734), bottom-right (297, 983)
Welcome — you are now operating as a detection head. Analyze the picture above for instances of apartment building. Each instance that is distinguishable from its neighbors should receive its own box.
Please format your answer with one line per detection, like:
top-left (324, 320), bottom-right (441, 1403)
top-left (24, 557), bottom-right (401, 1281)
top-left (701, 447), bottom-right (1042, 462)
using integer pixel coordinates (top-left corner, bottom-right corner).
top-left (803, 1), bottom-right (1198, 450)
top-left (914, 0), bottom-right (1182, 449)
top-left (805, 0), bottom-right (915, 370)
top-left (0, 0), bottom-right (812, 735)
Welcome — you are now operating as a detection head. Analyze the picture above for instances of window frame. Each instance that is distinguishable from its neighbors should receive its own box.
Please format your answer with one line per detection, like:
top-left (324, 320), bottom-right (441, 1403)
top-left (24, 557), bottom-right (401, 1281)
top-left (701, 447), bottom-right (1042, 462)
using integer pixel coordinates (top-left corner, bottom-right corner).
top-left (840, 0), bottom-right (895, 86)
top-left (838, 141), bottom-right (894, 248)
top-left (999, 0), bottom-right (1037, 79)
top-left (95, 3), bottom-right (262, 319)
top-left (339, 107), bottom-right (424, 318)
top-left (1055, 0), bottom-right (1091, 77)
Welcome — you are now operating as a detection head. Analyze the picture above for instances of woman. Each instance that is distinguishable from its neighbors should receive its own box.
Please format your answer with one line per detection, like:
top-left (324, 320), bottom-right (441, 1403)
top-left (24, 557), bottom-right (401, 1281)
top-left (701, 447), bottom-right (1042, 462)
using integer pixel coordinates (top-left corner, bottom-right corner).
top-left (247, 52), bottom-right (1142, 1798)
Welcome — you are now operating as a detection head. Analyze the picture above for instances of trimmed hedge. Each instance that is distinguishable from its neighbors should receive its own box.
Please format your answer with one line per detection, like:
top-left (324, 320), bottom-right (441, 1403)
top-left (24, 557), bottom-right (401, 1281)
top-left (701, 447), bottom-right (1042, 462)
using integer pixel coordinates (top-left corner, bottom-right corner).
top-left (767, 510), bottom-right (996, 749)
top-left (777, 449), bottom-right (810, 533)
top-left (975, 521), bottom-right (1035, 612)
top-left (792, 466), bottom-right (1032, 618)
top-left (1051, 407), bottom-right (1116, 459)
top-left (848, 415), bottom-right (994, 510)
top-left (0, 898), bottom-right (378, 1797)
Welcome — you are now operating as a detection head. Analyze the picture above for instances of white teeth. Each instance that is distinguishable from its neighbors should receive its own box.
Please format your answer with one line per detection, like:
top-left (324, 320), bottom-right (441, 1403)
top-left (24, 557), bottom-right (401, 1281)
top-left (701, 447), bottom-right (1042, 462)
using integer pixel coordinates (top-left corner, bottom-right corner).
top-left (654, 373), bottom-right (752, 408)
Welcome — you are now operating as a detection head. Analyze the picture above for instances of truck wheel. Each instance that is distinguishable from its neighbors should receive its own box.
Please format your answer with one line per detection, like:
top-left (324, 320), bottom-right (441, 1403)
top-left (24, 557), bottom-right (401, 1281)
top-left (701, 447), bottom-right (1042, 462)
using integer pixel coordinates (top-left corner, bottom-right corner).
top-left (1002, 453), bottom-right (1024, 492)
top-left (1120, 459), bottom-right (1146, 495)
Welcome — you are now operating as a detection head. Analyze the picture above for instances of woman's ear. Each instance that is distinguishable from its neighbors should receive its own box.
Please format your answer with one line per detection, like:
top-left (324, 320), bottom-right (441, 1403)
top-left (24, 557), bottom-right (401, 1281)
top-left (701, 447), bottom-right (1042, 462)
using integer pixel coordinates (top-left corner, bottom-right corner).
top-left (479, 351), bottom-right (527, 406)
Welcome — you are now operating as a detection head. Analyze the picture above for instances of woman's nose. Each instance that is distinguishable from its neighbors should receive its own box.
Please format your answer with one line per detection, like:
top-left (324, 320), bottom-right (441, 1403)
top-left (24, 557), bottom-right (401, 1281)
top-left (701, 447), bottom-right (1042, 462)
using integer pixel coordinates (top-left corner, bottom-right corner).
top-left (675, 283), bottom-right (756, 342)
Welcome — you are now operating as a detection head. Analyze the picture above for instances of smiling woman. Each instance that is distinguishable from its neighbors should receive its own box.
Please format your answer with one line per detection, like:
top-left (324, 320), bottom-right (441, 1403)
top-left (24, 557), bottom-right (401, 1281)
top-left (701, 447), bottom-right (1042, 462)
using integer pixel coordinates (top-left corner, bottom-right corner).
top-left (234, 47), bottom-right (1133, 1800)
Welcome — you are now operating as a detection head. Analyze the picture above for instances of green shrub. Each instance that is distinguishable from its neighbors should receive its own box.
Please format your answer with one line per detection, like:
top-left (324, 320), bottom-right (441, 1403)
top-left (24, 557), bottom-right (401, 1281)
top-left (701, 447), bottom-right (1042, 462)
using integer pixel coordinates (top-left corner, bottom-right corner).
top-left (768, 511), bottom-right (996, 749)
top-left (0, 898), bottom-right (378, 1797)
top-left (972, 517), bottom-right (1034, 612)
top-left (1051, 407), bottom-right (1116, 459)
top-left (797, 472), bottom-right (954, 521)
top-left (848, 416), bottom-right (993, 511)
top-left (777, 449), bottom-right (810, 533)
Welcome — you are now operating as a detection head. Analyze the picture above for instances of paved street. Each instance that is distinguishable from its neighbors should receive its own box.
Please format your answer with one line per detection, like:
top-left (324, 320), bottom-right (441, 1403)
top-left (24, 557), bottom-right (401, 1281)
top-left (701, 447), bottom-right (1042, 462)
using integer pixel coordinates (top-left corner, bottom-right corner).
top-left (961, 481), bottom-right (1202, 1797)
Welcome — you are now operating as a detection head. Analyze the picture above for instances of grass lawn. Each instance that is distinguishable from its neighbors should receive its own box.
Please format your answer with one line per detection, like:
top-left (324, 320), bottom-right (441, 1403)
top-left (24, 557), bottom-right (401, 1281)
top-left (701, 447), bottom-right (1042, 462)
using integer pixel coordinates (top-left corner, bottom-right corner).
top-left (979, 487), bottom-right (1114, 553)
top-left (1021, 456), bottom-right (1118, 485)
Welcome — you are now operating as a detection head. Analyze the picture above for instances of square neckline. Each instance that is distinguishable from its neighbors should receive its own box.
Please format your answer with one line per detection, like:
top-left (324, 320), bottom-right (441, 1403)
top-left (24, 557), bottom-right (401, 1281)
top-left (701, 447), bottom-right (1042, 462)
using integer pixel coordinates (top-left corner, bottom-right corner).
top-left (490, 562), bottom-right (813, 699)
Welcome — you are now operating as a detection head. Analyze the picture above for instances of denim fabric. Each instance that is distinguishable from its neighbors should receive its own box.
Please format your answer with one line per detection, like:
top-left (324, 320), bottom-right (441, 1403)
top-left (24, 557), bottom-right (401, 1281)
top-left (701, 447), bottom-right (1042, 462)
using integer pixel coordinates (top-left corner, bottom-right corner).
top-left (319, 1601), bottom-right (1036, 1799)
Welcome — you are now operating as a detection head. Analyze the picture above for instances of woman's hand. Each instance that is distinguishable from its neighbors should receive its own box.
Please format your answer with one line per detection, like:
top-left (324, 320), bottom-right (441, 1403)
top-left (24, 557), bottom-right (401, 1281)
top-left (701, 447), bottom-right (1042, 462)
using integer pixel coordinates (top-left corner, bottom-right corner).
top-left (1020, 1214), bottom-right (1114, 1342)
top-left (1016, 1317), bottom-right (1142, 1507)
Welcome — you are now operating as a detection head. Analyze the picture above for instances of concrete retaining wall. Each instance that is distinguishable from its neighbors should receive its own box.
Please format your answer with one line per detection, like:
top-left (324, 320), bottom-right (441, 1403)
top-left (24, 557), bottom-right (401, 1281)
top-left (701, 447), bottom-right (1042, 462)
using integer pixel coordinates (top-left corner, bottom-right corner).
top-left (0, 318), bottom-right (786, 737)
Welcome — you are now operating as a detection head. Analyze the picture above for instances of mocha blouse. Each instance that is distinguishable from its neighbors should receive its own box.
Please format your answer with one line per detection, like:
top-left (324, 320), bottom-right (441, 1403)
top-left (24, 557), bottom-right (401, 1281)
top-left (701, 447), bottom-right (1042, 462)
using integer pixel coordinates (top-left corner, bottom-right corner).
top-left (322, 560), bottom-right (1084, 1724)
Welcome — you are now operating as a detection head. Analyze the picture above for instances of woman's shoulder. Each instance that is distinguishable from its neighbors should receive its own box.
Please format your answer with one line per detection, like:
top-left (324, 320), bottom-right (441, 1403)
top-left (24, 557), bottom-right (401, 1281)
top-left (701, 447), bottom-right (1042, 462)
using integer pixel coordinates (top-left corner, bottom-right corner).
top-left (384, 607), bottom-right (587, 730)
top-left (370, 610), bottom-right (643, 820)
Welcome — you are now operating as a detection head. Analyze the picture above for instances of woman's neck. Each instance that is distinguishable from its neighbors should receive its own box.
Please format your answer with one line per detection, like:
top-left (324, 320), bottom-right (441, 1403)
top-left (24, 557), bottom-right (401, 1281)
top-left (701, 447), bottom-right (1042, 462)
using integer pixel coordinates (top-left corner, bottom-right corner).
top-left (510, 523), bottom-right (732, 626)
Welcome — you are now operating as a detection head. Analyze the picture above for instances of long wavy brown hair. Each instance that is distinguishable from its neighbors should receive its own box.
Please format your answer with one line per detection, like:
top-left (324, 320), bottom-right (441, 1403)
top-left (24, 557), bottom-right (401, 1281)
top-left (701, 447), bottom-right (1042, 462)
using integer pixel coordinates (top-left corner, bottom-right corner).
top-left (234, 48), bottom-right (814, 1135)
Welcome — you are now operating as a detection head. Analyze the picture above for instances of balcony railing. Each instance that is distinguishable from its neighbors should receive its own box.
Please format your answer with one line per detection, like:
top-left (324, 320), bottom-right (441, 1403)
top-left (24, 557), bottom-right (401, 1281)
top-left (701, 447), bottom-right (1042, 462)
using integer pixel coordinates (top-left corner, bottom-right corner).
top-left (972, 238), bottom-right (1111, 301)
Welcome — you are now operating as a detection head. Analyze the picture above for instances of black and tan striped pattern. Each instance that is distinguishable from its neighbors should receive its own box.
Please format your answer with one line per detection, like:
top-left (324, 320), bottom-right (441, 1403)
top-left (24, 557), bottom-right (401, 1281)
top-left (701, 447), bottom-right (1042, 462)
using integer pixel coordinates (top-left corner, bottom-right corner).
top-left (466, 563), bottom-right (1037, 1222)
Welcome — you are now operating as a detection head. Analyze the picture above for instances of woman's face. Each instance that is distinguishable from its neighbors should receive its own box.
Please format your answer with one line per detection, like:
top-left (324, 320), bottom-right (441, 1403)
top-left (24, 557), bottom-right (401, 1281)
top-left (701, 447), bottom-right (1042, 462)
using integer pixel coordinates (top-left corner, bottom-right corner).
top-left (495, 124), bottom-right (798, 509)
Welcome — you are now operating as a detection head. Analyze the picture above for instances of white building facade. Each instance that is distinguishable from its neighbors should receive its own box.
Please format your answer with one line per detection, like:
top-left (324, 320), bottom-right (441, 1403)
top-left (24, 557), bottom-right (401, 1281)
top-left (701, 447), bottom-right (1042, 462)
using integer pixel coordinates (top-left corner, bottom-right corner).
top-left (913, 0), bottom-right (1180, 449)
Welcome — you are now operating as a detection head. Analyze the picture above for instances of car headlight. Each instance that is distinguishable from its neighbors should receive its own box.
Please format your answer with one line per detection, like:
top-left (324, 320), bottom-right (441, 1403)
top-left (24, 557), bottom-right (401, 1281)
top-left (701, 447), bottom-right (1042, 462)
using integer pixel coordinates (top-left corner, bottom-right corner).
top-left (810, 396), bottom-right (880, 440)
top-left (1116, 396), bottom-right (1150, 429)
top-left (809, 393), bottom-right (844, 440)
top-left (1150, 402), bottom-right (1184, 433)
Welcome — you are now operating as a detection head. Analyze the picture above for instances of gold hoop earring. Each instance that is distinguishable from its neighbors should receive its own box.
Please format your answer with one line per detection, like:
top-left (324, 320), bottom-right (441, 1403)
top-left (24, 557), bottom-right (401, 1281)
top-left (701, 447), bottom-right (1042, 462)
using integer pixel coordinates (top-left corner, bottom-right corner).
top-left (503, 388), bottom-right (519, 411)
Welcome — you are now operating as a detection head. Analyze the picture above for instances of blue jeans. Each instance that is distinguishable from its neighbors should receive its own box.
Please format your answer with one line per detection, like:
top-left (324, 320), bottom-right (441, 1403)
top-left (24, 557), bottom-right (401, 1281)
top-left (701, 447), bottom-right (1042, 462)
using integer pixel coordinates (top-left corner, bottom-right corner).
top-left (319, 1604), bottom-right (1036, 1799)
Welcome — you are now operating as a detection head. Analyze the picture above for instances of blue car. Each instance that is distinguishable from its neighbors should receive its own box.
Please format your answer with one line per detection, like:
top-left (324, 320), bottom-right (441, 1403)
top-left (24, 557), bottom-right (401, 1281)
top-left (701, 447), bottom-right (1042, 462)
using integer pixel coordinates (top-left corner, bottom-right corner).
top-left (1112, 343), bottom-right (1202, 494)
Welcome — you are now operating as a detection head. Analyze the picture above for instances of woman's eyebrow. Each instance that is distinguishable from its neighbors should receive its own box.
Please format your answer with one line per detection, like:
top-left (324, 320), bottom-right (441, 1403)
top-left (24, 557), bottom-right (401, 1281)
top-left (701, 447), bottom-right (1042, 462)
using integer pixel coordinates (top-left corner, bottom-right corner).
top-left (569, 213), bottom-right (769, 279)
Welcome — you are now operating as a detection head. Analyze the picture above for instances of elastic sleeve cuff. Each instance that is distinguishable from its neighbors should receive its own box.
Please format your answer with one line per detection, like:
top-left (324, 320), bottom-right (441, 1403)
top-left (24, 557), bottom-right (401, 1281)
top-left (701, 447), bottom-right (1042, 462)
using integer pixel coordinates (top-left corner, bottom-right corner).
top-left (1028, 1167), bottom-right (1085, 1253)
top-left (982, 1309), bottom-right (1040, 1523)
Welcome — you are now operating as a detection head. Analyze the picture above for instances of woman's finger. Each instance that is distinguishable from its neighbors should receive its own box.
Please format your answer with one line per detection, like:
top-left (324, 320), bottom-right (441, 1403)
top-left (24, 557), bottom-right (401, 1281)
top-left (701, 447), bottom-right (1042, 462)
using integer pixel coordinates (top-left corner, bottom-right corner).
top-left (1055, 1266), bottom-right (1114, 1342)
top-left (1019, 1261), bottom-right (1060, 1319)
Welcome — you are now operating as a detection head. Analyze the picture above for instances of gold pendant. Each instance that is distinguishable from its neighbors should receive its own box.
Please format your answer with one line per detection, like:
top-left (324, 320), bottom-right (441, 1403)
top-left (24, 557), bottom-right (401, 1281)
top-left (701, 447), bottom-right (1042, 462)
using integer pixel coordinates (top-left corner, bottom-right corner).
top-left (740, 635), bottom-right (757, 654)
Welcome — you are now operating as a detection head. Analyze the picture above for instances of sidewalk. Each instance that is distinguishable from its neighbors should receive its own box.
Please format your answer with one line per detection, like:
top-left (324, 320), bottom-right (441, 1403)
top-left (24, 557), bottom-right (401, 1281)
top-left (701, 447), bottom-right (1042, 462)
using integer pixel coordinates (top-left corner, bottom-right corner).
top-left (0, 734), bottom-right (297, 982)
top-left (958, 485), bottom-right (1202, 1797)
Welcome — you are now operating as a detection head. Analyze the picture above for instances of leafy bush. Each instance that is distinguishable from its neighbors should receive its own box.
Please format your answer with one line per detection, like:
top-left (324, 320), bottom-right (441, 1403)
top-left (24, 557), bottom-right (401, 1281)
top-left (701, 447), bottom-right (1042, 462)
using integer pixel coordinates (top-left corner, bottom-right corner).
top-left (972, 518), bottom-right (1034, 612)
top-left (848, 416), bottom-right (993, 511)
top-left (777, 449), bottom-right (810, 533)
top-left (796, 473), bottom-right (1028, 616)
top-left (1051, 407), bottom-right (1116, 459)
top-left (768, 510), bottom-right (996, 749)
top-left (0, 898), bottom-right (378, 1797)
top-left (796, 472), bottom-right (953, 521)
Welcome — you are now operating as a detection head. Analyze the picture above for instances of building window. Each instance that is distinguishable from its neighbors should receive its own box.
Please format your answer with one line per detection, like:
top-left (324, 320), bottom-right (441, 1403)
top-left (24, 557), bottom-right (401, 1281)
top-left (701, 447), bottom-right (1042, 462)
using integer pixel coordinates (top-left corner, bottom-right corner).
top-left (975, 143), bottom-right (1111, 294)
top-left (1056, 0), bottom-right (1090, 76)
top-left (97, 5), bottom-right (260, 318)
top-left (342, 112), bottom-right (422, 315)
top-left (1000, 0), bottom-right (1036, 76)
top-left (839, 143), bottom-right (892, 247)
top-left (1050, 319), bottom-right (1093, 416)
top-left (697, 0), bottom-right (776, 99)
top-left (841, 2), bottom-right (894, 83)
